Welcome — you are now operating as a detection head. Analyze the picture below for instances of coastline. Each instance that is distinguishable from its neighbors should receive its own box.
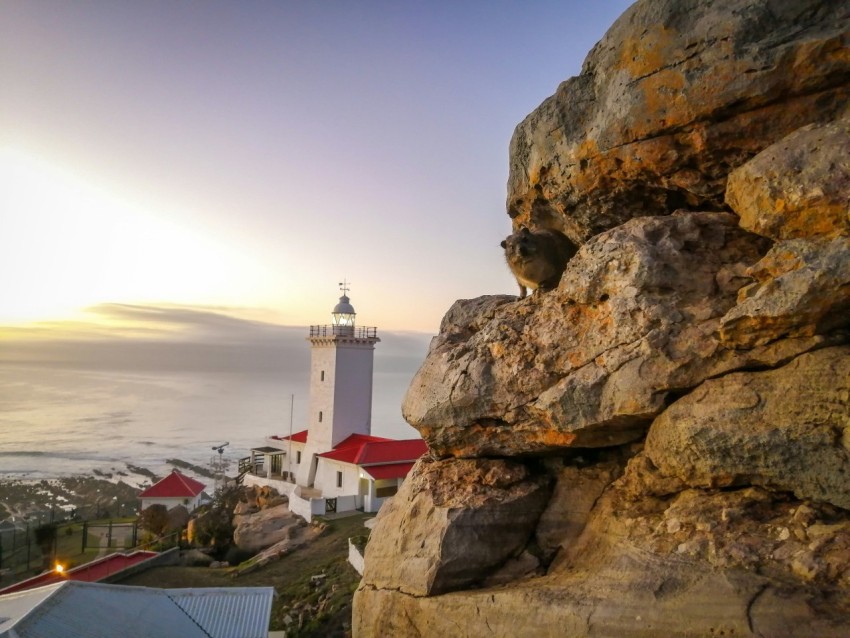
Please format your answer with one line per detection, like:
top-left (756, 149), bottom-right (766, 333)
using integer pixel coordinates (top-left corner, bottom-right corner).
top-left (0, 459), bottom-right (218, 524)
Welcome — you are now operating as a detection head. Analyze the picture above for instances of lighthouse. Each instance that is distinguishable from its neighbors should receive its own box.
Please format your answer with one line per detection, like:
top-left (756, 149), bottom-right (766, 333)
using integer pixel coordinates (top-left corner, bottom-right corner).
top-left (245, 281), bottom-right (427, 519)
top-left (295, 282), bottom-right (380, 487)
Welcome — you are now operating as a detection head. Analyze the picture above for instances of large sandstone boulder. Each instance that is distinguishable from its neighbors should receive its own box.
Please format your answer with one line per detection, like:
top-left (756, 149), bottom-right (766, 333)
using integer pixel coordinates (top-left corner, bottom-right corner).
top-left (403, 212), bottom-right (825, 457)
top-left (355, 0), bottom-right (850, 635)
top-left (356, 481), bottom-right (850, 637)
top-left (719, 238), bottom-right (850, 347)
top-left (726, 114), bottom-right (850, 241)
top-left (361, 457), bottom-right (550, 596)
top-left (719, 113), bottom-right (850, 347)
top-left (507, 0), bottom-right (850, 242)
top-left (232, 503), bottom-right (303, 553)
top-left (644, 346), bottom-right (850, 508)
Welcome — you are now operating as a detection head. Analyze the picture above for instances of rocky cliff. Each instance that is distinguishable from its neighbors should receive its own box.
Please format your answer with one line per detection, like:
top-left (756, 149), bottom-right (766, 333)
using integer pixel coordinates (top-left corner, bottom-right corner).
top-left (353, 1), bottom-right (850, 635)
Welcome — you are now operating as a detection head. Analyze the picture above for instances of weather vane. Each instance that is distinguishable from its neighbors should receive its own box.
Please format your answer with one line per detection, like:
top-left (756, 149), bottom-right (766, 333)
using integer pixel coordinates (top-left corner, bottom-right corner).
top-left (339, 279), bottom-right (351, 296)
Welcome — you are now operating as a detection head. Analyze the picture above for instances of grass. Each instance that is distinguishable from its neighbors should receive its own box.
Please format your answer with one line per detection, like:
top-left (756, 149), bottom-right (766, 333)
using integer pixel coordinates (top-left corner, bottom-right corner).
top-left (118, 512), bottom-right (371, 637)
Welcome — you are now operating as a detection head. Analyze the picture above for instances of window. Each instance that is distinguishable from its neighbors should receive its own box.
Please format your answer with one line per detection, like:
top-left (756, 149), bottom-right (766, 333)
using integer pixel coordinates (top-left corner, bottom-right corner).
top-left (321, 370), bottom-right (325, 381)
top-left (336, 471), bottom-right (343, 488)
top-left (296, 451), bottom-right (301, 464)
top-left (376, 484), bottom-right (398, 498)
top-left (319, 411), bottom-right (323, 422)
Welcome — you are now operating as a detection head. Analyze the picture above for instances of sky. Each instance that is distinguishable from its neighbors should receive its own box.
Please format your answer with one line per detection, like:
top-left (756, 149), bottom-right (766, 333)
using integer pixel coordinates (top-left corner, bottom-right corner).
top-left (0, 0), bottom-right (634, 337)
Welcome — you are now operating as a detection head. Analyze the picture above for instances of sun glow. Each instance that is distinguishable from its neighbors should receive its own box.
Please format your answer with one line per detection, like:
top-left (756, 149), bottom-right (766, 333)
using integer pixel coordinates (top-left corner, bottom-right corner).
top-left (0, 148), bottom-right (269, 325)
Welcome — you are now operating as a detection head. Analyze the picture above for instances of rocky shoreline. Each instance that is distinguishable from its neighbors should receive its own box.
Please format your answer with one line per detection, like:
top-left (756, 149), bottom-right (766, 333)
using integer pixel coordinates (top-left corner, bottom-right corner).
top-left (0, 460), bottom-right (214, 523)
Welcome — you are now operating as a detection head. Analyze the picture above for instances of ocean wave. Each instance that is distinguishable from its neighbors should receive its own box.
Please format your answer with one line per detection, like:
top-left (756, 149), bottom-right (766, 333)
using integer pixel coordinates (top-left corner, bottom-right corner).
top-left (0, 450), bottom-right (49, 457)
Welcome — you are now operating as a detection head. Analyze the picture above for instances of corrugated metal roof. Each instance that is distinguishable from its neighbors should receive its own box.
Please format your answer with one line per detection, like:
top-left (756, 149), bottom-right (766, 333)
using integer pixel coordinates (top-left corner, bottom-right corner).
top-left (0, 581), bottom-right (274, 638)
top-left (169, 587), bottom-right (275, 638)
top-left (0, 582), bottom-right (61, 635)
top-left (1, 581), bottom-right (208, 638)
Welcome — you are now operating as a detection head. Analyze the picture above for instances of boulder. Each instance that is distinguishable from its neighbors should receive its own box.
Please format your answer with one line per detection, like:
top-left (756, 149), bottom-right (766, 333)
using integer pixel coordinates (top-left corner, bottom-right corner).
top-left (720, 238), bottom-right (850, 347)
top-left (644, 346), bottom-right (850, 508)
top-left (355, 0), bottom-right (850, 634)
top-left (403, 212), bottom-right (825, 458)
top-left (355, 481), bottom-right (850, 637)
top-left (534, 459), bottom-right (623, 561)
top-left (507, 0), bottom-right (850, 243)
top-left (232, 503), bottom-right (302, 553)
top-left (726, 114), bottom-right (850, 241)
top-left (360, 457), bottom-right (550, 596)
top-left (233, 500), bottom-right (259, 517)
top-left (232, 522), bottom-right (325, 576)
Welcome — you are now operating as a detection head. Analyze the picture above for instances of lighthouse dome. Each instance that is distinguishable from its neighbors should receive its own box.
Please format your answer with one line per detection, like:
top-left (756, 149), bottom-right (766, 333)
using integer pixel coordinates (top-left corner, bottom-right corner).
top-left (333, 295), bottom-right (355, 315)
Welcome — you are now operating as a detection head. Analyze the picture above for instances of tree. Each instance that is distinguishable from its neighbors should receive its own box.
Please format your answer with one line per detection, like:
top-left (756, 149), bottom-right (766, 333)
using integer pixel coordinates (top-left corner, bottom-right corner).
top-left (191, 483), bottom-right (244, 548)
top-left (34, 523), bottom-right (57, 570)
top-left (138, 504), bottom-right (169, 536)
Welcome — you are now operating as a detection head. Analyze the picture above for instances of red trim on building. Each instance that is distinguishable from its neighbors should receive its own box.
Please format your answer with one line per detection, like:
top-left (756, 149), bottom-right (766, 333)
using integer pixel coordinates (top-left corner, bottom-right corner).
top-left (363, 462), bottom-right (416, 480)
top-left (271, 430), bottom-right (308, 443)
top-left (317, 434), bottom-right (427, 466)
top-left (0, 551), bottom-right (158, 595)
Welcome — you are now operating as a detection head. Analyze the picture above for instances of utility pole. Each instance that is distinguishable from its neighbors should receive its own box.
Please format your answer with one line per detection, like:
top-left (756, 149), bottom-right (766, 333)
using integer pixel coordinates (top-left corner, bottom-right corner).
top-left (288, 393), bottom-right (294, 481)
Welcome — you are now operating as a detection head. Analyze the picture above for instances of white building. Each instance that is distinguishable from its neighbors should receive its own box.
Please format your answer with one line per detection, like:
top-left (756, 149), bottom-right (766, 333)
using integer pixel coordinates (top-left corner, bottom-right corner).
top-left (137, 470), bottom-right (206, 513)
top-left (241, 285), bottom-right (427, 520)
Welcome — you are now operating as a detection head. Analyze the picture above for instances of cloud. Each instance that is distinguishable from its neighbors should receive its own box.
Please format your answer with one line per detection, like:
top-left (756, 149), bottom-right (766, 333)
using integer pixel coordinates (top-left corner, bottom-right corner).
top-left (0, 303), bottom-right (432, 380)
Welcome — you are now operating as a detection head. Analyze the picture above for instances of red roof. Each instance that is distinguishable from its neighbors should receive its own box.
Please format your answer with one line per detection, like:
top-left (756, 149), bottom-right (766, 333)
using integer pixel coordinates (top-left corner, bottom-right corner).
top-left (363, 462), bottom-right (416, 480)
top-left (0, 551), bottom-right (158, 594)
top-left (271, 429), bottom-right (308, 443)
top-left (138, 470), bottom-right (206, 499)
top-left (317, 434), bottom-right (427, 466)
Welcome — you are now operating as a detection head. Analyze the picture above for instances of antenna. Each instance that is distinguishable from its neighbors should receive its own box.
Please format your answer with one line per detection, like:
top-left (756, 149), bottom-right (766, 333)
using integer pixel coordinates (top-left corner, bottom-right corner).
top-left (211, 442), bottom-right (229, 455)
top-left (338, 279), bottom-right (350, 296)
top-left (210, 442), bottom-right (230, 489)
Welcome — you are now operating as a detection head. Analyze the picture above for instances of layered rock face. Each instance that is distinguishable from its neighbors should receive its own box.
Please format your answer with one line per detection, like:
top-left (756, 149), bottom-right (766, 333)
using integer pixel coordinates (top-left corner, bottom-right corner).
top-left (354, 0), bottom-right (850, 635)
top-left (507, 0), bottom-right (850, 243)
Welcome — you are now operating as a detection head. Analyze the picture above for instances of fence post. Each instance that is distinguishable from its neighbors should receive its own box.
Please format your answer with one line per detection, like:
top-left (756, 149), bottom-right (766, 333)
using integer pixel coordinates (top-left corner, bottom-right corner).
top-left (108, 521), bottom-right (113, 549)
top-left (82, 522), bottom-right (88, 553)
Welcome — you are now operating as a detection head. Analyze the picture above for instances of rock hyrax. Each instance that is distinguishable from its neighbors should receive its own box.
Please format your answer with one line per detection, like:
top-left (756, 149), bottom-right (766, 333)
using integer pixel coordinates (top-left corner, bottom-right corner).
top-left (501, 227), bottom-right (578, 299)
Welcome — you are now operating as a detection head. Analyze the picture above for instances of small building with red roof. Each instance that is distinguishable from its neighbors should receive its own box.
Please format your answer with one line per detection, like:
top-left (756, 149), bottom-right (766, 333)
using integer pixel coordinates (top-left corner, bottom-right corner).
top-left (138, 469), bottom-right (207, 512)
top-left (240, 286), bottom-right (428, 519)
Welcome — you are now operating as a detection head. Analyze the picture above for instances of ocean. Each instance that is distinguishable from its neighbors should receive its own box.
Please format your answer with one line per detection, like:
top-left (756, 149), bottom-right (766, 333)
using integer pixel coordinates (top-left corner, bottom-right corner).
top-left (0, 326), bottom-right (431, 484)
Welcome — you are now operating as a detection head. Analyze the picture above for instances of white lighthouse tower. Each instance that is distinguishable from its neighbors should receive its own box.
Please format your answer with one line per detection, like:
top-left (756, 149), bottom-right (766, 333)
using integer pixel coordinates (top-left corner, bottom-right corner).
top-left (295, 281), bottom-right (380, 487)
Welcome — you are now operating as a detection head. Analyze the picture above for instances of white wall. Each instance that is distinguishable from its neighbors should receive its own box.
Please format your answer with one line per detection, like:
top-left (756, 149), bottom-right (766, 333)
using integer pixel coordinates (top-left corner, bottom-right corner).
top-left (315, 459), bottom-right (362, 500)
top-left (288, 490), bottom-right (327, 522)
top-left (297, 334), bottom-right (376, 486)
top-left (330, 343), bottom-right (376, 446)
top-left (241, 474), bottom-right (297, 498)
top-left (348, 538), bottom-right (365, 576)
top-left (307, 343), bottom-right (337, 452)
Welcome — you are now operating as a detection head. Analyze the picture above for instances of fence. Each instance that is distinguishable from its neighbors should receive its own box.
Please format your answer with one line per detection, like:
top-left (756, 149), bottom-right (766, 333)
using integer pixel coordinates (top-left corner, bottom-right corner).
top-left (0, 521), bottom-right (45, 579)
top-left (0, 518), bottom-right (143, 587)
top-left (81, 521), bottom-right (139, 553)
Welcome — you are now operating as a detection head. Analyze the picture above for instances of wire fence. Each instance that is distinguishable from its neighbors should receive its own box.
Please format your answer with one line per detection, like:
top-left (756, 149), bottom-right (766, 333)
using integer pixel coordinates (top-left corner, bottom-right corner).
top-left (0, 518), bottom-right (146, 587)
